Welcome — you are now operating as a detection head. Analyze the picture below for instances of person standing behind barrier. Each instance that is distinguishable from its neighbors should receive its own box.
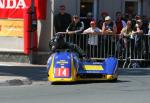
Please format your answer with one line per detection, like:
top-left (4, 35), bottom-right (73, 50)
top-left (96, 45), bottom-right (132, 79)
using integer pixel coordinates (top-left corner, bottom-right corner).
top-left (81, 12), bottom-right (94, 30)
top-left (102, 16), bottom-right (117, 57)
top-left (102, 16), bottom-right (117, 35)
top-left (66, 15), bottom-right (84, 44)
top-left (119, 20), bottom-right (133, 58)
top-left (54, 5), bottom-right (72, 32)
top-left (66, 15), bottom-right (84, 33)
top-left (97, 11), bottom-right (108, 29)
top-left (132, 19), bottom-right (144, 58)
top-left (132, 19), bottom-right (144, 42)
top-left (115, 11), bottom-right (126, 34)
top-left (115, 12), bottom-right (126, 57)
top-left (142, 15), bottom-right (149, 34)
top-left (148, 22), bottom-right (150, 35)
top-left (142, 21), bottom-right (150, 60)
top-left (83, 20), bottom-right (102, 58)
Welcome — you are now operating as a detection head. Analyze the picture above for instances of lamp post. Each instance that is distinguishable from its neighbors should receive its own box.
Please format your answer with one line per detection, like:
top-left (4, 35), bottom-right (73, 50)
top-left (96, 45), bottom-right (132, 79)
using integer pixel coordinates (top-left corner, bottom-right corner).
top-left (50, 0), bottom-right (54, 39)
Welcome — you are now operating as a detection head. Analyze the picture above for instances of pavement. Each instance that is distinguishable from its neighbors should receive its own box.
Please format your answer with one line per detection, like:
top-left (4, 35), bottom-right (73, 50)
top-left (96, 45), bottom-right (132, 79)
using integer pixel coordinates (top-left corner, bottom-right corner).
top-left (0, 76), bottom-right (32, 86)
top-left (0, 61), bottom-right (149, 86)
top-left (0, 62), bottom-right (47, 86)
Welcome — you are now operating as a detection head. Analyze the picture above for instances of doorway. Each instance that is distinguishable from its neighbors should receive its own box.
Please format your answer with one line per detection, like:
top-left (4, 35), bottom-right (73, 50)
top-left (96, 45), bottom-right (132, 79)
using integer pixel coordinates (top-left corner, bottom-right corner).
top-left (80, 0), bottom-right (99, 20)
top-left (125, 1), bottom-right (138, 17)
top-left (80, 0), bottom-right (93, 17)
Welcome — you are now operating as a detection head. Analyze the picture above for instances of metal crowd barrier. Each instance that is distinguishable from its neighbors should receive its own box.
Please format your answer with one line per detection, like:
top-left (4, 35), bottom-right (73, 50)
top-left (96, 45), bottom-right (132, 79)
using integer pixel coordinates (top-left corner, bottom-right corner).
top-left (64, 33), bottom-right (150, 68)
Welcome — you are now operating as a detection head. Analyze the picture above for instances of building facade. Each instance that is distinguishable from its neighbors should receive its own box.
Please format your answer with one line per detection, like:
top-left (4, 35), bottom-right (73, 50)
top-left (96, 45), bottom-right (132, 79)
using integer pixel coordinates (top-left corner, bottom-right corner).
top-left (38, 0), bottom-right (149, 51)
top-left (1, 0), bottom-right (148, 52)
top-left (53, 0), bottom-right (150, 19)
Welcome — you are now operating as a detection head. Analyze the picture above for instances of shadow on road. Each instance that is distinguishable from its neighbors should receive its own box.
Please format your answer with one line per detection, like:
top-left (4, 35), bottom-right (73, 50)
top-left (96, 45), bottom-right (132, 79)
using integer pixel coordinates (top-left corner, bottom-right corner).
top-left (119, 68), bottom-right (150, 76)
top-left (50, 80), bottom-right (130, 85)
top-left (1, 66), bottom-right (150, 82)
top-left (0, 66), bottom-right (47, 81)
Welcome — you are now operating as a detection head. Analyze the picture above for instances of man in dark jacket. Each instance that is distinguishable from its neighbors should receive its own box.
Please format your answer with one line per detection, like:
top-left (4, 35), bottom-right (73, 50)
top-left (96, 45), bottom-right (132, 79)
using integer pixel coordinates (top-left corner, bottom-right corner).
top-left (54, 5), bottom-right (72, 32)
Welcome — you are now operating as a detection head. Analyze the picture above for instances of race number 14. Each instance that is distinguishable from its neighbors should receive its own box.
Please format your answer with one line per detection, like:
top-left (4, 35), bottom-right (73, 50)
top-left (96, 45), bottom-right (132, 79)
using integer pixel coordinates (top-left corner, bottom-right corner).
top-left (55, 68), bottom-right (69, 77)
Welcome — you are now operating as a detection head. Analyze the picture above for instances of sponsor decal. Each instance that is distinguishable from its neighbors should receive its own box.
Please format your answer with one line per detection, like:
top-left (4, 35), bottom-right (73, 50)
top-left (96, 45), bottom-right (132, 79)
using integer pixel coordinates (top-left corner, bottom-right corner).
top-left (0, 0), bottom-right (27, 9)
top-left (0, 0), bottom-right (47, 19)
top-left (0, 0), bottom-right (31, 18)
top-left (83, 65), bottom-right (104, 71)
top-left (57, 60), bottom-right (68, 64)
top-left (55, 68), bottom-right (70, 77)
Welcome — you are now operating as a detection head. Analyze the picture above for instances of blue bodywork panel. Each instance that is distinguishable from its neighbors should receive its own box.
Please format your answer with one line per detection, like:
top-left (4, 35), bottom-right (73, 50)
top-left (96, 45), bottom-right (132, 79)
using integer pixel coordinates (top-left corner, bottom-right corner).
top-left (47, 51), bottom-right (118, 76)
top-left (78, 57), bottom-right (118, 75)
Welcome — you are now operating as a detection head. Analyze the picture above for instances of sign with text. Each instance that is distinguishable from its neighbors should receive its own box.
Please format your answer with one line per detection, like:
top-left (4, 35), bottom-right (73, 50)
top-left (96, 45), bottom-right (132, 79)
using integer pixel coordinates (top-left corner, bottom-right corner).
top-left (0, 0), bottom-right (46, 19)
top-left (0, 0), bottom-right (31, 18)
top-left (0, 19), bottom-right (24, 37)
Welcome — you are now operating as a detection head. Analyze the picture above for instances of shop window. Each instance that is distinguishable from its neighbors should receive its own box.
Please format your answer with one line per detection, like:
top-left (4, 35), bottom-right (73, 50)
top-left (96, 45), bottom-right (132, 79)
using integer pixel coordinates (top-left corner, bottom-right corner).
top-left (80, 0), bottom-right (93, 17)
top-left (125, 1), bottom-right (138, 17)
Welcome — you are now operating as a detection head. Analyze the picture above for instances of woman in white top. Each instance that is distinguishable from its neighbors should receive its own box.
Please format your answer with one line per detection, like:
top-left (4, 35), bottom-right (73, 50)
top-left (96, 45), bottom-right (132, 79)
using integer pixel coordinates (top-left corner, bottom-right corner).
top-left (83, 20), bottom-right (102, 57)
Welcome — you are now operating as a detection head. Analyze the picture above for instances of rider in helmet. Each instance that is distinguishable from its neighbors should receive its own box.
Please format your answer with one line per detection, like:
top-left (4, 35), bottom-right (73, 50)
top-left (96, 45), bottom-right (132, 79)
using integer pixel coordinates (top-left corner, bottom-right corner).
top-left (49, 32), bottom-right (87, 59)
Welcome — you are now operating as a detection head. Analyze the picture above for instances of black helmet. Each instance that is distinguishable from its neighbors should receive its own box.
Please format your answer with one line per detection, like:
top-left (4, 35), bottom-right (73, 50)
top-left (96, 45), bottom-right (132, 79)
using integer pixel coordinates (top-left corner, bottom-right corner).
top-left (49, 33), bottom-right (65, 49)
top-left (54, 33), bottom-right (65, 43)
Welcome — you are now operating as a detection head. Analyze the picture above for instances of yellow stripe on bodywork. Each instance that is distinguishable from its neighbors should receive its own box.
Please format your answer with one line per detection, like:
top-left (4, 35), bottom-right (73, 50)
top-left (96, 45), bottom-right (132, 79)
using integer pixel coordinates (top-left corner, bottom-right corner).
top-left (83, 65), bottom-right (103, 70)
top-left (48, 56), bottom-right (55, 81)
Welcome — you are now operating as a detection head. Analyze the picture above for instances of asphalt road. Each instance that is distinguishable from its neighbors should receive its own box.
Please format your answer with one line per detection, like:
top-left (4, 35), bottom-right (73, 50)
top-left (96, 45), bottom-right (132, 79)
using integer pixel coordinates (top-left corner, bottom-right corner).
top-left (0, 66), bottom-right (150, 103)
top-left (0, 65), bottom-right (47, 82)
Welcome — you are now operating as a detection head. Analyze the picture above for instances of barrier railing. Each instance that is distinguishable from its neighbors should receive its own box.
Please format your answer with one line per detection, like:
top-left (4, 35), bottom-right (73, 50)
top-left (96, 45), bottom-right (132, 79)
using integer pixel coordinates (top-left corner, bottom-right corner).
top-left (64, 33), bottom-right (150, 67)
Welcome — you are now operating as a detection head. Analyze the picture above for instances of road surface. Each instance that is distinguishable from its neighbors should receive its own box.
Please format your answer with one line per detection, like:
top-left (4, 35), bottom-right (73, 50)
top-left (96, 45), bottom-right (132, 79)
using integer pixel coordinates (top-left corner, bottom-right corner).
top-left (0, 66), bottom-right (150, 103)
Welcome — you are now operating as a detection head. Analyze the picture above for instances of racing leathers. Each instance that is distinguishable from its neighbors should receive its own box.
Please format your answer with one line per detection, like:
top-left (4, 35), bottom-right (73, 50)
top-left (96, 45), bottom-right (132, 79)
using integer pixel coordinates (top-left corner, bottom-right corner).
top-left (49, 33), bottom-right (87, 59)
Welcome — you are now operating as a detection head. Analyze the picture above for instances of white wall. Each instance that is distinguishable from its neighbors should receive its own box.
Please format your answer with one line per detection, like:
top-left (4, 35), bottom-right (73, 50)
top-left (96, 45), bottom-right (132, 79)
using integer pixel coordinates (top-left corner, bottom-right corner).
top-left (54, 0), bottom-right (79, 16)
top-left (143, 0), bottom-right (150, 17)
top-left (98, 0), bottom-right (122, 20)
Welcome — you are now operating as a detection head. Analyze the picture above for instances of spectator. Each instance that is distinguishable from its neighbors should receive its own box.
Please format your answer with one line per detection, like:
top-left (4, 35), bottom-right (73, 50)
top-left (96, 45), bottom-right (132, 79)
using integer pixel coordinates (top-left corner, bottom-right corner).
top-left (135, 15), bottom-right (141, 20)
top-left (120, 20), bottom-right (133, 38)
top-left (83, 20), bottom-right (102, 57)
top-left (54, 5), bottom-right (72, 32)
top-left (81, 12), bottom-right (93, 29)
top-left (66, 15), bottom-right (84, 44)
top-left (115, 11), bottom-right (126, 34)
top-left (142, 15), bottom-right (149, 34)
top-left (131, 15), bottom-right (141, 31)
top-left (143, 22), bottom-right (150, 59)
top-left (124, 13), bottom-right (130, 22)
top-left (120, 20), bottom-right (133, 48)
top-left (118, 20), bottom-right (133, 58)
top-left (102, 16), bottom-right (117, 35)
top-left (101, 16), bottom-right (117, 57)
top-left (98, 11), bottom-right (108, 29)
top-left (148, 22), bottom-right (150, 35)
top-left (66, 15), bottom-right (84, 33)
top-left (132, 19), bottom-right (144, 58)
top-left (132, 19), bottom-right (144, 35)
